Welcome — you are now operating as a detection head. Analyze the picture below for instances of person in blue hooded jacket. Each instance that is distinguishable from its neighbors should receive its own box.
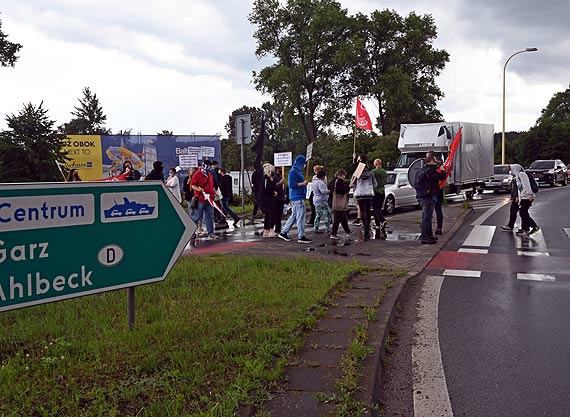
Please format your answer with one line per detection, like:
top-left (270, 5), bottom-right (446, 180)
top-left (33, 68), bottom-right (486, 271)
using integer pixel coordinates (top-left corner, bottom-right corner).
top-left (279, 155), bottom-right (312, 243)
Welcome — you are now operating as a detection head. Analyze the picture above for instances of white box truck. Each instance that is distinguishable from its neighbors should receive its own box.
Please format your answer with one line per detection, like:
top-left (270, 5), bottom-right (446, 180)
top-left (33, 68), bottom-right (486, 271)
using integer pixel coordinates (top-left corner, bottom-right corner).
top-left (397, 121), bottom-right (494, 198)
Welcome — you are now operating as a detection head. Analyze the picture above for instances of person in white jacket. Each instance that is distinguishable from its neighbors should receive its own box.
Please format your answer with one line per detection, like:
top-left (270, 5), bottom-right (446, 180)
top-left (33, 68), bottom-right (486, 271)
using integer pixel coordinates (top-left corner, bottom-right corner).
top-left (510, 164), bottom-right (539, 235)
top-left (165, 167), bottom-right (182, 203)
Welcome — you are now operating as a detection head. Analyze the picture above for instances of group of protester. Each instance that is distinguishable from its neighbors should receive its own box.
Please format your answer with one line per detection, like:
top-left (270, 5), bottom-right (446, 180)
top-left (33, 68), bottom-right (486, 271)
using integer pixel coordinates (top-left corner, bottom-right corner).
top-left (66, 150), bottom-right (540, 244)
top-left (248, 153), bottom-right (391, 243)
top-left (414, 151), bottom-right (539, 244)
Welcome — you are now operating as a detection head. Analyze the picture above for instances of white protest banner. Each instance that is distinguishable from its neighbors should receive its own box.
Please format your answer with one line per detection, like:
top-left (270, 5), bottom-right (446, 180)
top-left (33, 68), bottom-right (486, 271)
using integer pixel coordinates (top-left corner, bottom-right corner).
top-left (306, 143), bottom-right (313, 161)
top-left (274, 152), bottom-right (292, 167)
top-left (353, 162), bottom-right (366, 179)
top-left (201, 146), bottom-right (215, 158)
top-left (179, 154), bottom-right (199, 169)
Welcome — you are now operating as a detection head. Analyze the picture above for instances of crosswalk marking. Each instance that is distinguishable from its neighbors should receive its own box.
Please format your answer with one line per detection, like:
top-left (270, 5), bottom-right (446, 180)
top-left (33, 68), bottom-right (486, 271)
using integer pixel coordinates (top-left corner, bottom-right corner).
top-left (517, 273), bottom-right (556, 282)
top-left (517, 251), bottom-right (550, 257)
top-left (463, 225), bottom-right (495, 247)
top-left (443, 269), bottom-right (481, 278)
top-left (458, 248), bottom-right (488, 254)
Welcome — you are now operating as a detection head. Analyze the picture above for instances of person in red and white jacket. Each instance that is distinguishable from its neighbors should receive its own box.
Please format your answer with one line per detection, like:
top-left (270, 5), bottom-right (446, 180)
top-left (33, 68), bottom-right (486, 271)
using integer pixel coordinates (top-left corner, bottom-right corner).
top-left (190, 160), bottom-right (218, 239)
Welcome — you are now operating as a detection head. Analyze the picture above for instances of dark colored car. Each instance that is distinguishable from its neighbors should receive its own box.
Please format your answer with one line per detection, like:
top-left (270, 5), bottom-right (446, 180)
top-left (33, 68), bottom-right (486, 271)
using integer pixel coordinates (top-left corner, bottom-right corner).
top-left (479, 164), bottom-right (512, 192)
top-left (526, 159), bottom-right (567, 187)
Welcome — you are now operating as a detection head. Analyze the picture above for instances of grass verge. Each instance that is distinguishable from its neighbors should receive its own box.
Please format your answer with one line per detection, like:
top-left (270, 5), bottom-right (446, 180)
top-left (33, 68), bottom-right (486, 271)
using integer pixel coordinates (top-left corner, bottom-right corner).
top-left (0, 255), bottom-right (359, 416)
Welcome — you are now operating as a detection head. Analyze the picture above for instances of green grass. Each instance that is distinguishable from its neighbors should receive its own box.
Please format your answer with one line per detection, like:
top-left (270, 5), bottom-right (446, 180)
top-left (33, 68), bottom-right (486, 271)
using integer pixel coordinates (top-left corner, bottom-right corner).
top-left (0, 255), bottom-right (358, 416)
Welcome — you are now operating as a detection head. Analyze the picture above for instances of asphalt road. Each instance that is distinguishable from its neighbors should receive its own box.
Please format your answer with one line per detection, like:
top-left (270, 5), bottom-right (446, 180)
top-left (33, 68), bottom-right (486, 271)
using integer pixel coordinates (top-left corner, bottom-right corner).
top-left (381, 185), bottom-right (570, 417)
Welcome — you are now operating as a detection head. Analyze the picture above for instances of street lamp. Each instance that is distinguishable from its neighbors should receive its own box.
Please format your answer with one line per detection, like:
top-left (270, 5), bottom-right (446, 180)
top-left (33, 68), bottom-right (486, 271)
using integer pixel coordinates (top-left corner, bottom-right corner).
top-left (502, 47), bottom-right (538, 164)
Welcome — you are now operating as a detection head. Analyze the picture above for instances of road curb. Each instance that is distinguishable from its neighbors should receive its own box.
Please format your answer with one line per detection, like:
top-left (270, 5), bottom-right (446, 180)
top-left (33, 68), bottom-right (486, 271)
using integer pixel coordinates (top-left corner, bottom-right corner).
top-left (362, 206), bottom-right (471, 416)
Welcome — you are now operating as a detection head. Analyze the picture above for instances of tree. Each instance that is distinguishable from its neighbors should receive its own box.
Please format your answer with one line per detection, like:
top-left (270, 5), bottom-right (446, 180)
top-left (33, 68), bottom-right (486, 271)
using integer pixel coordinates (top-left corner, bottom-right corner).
top-left (350, 10), bottom-right (448, 135)
top-left (63, 87), bottom-right (110, 134)
top-left (250, 0), bottom-right (355, 144)
top-left (514, 85), bottom-right (570, 166)
top-left (0, 15), bottom-right (22, 67)
top-left (0, 102), bottom-right (69, 182)
top-left (157, 130), bottom-right (173, 136)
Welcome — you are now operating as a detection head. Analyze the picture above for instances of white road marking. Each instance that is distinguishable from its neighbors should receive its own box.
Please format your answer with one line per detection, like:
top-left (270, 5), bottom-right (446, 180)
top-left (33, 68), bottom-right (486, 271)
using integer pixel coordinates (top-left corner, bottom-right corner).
top-left (517, 251), bottom-right (550, 257)
top-left (443, 269), bottom-right (481, 278)
top-left (517, 273), bottom-right (556, 282)
top-left (458, 248), bottom-right (488, 254)
top-left (563, 228), bottom-right (570, 240)
top-left (515, 229), bottom-right (547, 250)
top-left (463, 225), bottom-right (496, 247)
top-left (413, 275), bottom-right (454, 417)
top-left (471, 198), bottom-right (510, 226)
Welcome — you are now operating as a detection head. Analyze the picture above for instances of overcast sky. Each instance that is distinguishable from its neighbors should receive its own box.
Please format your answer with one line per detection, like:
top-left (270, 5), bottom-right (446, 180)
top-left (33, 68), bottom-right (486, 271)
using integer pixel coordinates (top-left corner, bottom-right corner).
top-left (1, 0), bottom-right (568, 137)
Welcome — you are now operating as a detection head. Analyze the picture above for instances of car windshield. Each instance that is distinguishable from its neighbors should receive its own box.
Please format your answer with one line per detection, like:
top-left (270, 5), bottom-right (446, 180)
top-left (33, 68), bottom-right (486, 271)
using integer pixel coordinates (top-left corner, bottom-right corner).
top-left (530, 160), bottom-right (555, 169)
top-left (494, 165), bottom-right (510, 174)
top-left (386, 173), bottom-right (397, 185)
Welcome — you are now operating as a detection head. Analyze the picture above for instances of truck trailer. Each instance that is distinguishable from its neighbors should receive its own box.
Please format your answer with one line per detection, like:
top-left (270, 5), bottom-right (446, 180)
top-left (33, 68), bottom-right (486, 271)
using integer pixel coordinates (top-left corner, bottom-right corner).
top-left (397, 121), bottom-right (494, 198)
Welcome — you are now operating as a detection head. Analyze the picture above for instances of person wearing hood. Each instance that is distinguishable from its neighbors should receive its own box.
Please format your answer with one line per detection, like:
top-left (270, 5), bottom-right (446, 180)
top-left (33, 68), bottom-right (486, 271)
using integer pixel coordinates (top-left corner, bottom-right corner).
top-left (510, 163), bottom-right (540, 235)
top-left (350, 155), bottom-right (377, 240)
top-left (145, 161), bottom-right (164, 181)
top-left (279, 155), bottom-right (312, 243)
top-left (500, 164), bottom-right (522, 232)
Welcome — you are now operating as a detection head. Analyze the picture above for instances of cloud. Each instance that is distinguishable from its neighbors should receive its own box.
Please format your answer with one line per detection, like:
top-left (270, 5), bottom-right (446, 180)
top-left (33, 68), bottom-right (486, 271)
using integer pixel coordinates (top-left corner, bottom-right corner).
top-left (1, 0), bottom-right (568, 136)
top-left (2, 0), bottom-right (262, 84)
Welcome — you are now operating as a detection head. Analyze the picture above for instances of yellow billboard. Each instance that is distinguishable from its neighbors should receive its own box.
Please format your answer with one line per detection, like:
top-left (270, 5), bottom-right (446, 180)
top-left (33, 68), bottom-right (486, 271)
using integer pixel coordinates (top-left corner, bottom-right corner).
top-left (63, 135), bottom-right (103, 180)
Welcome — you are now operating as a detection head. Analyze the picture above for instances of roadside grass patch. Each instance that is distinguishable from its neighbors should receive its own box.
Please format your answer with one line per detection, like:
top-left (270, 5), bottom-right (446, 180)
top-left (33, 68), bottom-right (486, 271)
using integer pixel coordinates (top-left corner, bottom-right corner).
top-left (0, 255), bottom-right (358, 416)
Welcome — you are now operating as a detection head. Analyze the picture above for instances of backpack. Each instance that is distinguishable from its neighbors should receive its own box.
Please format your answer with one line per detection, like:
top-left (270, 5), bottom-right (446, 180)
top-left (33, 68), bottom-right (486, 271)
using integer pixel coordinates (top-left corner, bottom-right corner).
top-left (527, 173), bottom-right (539, 193)
top-left (414, 168), bottom-right (432, 199)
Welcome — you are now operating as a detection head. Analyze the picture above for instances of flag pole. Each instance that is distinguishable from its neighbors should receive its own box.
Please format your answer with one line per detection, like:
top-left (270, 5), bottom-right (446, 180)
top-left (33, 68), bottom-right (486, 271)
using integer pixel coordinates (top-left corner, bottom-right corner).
top-left (353, 124), bottom-right (357, 164)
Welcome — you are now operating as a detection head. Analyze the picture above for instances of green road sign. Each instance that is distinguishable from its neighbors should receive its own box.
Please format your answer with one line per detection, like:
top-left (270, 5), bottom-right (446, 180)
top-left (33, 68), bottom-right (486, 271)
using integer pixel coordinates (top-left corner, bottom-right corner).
top-left (0, 181), bottom-right (196, 312)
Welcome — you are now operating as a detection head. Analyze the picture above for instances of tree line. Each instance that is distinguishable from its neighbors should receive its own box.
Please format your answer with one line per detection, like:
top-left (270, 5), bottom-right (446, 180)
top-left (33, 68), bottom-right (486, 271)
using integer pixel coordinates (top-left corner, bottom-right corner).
top-left (2, 3), bottom-right (570, 184)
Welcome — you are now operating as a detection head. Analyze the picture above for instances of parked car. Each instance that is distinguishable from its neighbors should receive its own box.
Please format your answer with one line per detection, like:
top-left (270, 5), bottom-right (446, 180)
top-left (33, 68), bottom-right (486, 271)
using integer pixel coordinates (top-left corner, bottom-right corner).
top-left (526, 159), bottom-right (567, 187)
top-left (347, 171), bottom-right (418, 215)
top-left (479, 164), bottom-right (512, 193)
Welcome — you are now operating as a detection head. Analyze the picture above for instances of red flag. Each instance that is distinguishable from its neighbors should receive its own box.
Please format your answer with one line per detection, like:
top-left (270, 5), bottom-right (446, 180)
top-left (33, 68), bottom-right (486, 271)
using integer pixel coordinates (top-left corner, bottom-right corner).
top-left (441, 127), bottom-right (462, 183)
top-left (355, 97), bottom-right (373, 131)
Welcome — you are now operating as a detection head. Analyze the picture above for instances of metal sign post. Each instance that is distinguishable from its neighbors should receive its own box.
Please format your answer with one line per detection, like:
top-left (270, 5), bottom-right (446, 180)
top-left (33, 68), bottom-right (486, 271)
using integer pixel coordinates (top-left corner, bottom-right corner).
top-left (236, 114), bottom-right (251, 210)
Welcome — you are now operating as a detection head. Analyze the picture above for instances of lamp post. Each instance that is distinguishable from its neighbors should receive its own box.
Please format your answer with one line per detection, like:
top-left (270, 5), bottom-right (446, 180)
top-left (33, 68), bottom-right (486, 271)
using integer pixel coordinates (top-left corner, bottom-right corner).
top-left (502, 47), bottom-right (538, 164)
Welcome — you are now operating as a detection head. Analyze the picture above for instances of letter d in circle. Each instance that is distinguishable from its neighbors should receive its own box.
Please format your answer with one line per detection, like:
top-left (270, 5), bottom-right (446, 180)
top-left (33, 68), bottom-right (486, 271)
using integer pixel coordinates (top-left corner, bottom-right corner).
top-left (98, 244), bottom-right (124, 267)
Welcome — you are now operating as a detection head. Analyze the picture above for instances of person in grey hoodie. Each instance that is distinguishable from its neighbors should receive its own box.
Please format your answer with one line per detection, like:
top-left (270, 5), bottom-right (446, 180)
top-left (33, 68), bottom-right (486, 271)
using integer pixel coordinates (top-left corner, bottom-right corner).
top-left (350, 155), bottom-right (377, 240)
top-left (312, 169), bottom-right (332, 234)
top-left (511, 163), bottom-right (540, 235)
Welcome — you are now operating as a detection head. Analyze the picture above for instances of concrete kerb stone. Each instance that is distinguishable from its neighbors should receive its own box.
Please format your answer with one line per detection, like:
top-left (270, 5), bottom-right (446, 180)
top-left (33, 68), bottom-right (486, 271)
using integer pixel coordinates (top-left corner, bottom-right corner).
top-left (359, 205), bottom-right (471, 416)
top-left (238, 204), bottom-right (471, 416)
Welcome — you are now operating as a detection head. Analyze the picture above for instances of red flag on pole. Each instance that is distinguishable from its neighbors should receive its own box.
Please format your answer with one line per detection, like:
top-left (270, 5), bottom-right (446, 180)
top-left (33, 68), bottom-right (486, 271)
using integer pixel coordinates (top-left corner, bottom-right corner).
top-left (355, 97), bottom-right (373, 131)
top-left (439, 127), bottom-right (462, 187)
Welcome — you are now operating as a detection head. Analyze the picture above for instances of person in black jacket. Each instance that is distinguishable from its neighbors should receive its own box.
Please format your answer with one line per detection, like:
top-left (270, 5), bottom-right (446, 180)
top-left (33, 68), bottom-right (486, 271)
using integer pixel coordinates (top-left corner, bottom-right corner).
top-left (273, 167), bottom-right (286, 234)
top-left (415, 151), bottom-right (447, 244)
top-left (145, 161), bottom-right (164, 181)
top-left (219, 168), bottom-right (240, 227)
top-left (259, 163), bottom-right (278, 237)
top-left (122, 160), bottom-right (141, 181)
top-left (329, 169), bottom-right (353, 240)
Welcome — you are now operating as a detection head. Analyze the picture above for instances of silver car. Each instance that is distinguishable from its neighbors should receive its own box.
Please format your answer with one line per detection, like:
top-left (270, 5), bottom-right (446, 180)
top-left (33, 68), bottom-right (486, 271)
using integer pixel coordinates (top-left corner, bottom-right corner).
top-left (348, 170), bottom-right (418, 215)
top-left (479, 164), bottom-right (512, 193)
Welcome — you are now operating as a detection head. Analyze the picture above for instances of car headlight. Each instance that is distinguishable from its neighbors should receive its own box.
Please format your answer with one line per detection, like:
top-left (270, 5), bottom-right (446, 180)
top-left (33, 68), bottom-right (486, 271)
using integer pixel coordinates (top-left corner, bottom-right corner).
top-left (502, 178), bottom-right (510, 183)
top-left (548, 169), bottom-right (555, 174)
